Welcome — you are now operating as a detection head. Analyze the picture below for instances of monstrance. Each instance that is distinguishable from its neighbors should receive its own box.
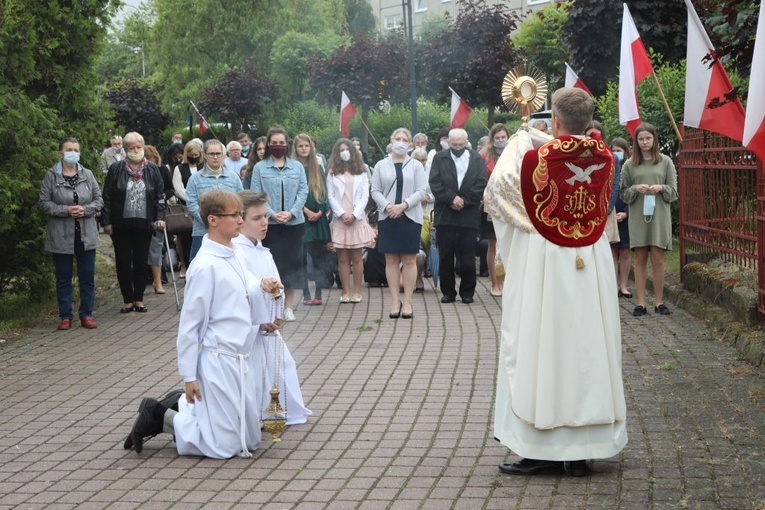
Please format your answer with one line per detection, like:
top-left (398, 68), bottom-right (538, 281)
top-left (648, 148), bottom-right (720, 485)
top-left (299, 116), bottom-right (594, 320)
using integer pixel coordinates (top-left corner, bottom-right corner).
top-left (501, 62), bottom-right (548, 128)
top-left (262, 288), bottom-right (287, 441)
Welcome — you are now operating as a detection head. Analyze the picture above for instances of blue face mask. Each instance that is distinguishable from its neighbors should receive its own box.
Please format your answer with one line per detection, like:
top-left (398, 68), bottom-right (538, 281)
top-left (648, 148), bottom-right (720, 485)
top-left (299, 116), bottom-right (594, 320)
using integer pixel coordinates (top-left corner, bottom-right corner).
top-left (614, 152), bottom-right (624, 162)
top-left (643, 194), bottom-right (655, 216)
top-left (63, 152), bottom-right (80, 166)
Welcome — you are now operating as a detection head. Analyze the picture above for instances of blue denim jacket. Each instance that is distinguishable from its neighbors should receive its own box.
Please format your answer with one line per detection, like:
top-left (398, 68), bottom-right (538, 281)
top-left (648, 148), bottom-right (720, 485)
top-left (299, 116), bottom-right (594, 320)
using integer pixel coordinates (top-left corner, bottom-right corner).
top-left (249, 157), bottom-right (308, 225)
top-left (186, 166), bottom-right (244, 236)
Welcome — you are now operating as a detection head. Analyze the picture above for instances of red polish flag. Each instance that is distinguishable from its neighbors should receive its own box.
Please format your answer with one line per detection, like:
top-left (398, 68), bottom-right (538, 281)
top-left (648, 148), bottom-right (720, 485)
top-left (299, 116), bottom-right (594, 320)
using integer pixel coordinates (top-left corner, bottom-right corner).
top-left (564, 63), bottom-right (592, 96)
top-left (198, 114), bottom-right (208, 135)
top-left (684, 0), bottom-right (745, 142)
top-left (744, 0), bottom-right (765, 161)
top-left (340, 91), bottom-right (356, 137)
top-left (449, 87), bottom-right (472, 128)
top-left (619, 3), bottom-right (653, 137)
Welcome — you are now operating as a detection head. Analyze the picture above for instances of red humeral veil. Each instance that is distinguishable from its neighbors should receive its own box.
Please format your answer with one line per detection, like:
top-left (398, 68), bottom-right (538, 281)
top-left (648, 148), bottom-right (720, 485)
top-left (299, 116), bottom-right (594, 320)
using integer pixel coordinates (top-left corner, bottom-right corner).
top-left (521, 135), bottom-right (614, 248)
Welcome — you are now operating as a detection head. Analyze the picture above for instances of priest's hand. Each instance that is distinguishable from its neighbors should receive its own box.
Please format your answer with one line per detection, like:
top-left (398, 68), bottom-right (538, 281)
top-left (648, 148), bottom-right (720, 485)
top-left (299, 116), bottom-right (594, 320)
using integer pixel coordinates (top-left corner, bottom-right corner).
top-left (260, 277), bottom-right (282, 294)
top-left (185, 381), bottom-right (202, 404)
top-left (260, 322), bottom-right (278, 333)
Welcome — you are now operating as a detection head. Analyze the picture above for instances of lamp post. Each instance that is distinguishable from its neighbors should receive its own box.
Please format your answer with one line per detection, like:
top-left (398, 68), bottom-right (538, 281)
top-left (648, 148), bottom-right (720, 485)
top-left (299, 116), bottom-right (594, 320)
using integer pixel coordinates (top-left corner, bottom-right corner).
top-left (402, 0), bottom-right (418, 134)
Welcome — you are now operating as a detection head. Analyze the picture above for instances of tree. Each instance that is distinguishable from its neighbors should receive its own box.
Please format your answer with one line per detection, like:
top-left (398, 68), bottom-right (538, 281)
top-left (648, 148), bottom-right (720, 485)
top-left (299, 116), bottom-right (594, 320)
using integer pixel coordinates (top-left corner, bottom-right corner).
top-left (198, 59), bottom-right (280, 133)
top-left (421, 0), bottom-right (519, 125)
top-left (0, 1), bottom-right (116, 298)
top-left (309, 34), bottom-right (410, 146)
top-left (104, 79), bottom-right (171, 144)
top-left (564, 0), bottom-right (686, 97)
top-left (270, 31), bottom-right (347, 102)
top-left (513, 2), bottom-right (572, 92)
top-left (344, 0), bottom-right (376, 36)
top-left (697, 0), bottom-right (760, 75)
top-left (95, 6), bottom-right (154, 82)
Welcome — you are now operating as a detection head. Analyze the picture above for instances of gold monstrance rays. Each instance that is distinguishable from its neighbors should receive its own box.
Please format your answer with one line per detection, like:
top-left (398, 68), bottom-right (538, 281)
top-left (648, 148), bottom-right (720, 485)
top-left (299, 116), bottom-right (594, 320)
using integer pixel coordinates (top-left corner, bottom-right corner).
top-left (502, 63), bottom-right (548, 127)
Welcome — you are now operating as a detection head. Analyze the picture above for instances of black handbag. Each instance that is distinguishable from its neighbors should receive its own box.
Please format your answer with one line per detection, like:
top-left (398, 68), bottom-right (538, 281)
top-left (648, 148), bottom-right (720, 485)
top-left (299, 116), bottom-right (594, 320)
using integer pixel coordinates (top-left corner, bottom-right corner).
top-left (164, 203), bottom-right (193, 235)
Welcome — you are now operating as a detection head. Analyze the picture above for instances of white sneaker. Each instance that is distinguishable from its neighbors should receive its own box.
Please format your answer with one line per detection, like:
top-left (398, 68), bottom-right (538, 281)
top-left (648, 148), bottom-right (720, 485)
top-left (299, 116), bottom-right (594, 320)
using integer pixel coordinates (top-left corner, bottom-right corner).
top-left (283, 308), bottom-right (296, 322)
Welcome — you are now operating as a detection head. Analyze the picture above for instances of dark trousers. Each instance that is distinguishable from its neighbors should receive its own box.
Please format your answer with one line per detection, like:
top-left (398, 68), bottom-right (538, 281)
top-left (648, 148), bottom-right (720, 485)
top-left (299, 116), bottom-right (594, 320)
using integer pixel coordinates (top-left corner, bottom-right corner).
top-left (436, 225), bottom-right (478, 299)
top-left (52, 247), bottom-right (96, 320)
top-left (111, 227), bottom-right (151, 304)
top-left (303, 241), bottom-right (331, 300)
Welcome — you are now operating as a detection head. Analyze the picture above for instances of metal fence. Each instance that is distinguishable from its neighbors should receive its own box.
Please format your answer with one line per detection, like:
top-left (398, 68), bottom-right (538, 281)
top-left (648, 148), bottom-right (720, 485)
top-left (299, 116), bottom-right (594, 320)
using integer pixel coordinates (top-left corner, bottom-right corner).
top-left (677, 126), bottom-right (764, 318)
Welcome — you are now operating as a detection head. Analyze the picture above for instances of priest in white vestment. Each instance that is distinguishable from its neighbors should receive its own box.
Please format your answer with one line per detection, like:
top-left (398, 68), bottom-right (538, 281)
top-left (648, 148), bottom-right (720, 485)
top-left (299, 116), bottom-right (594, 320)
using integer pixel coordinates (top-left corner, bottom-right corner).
top-left (484, 88), bottom-right (627, 477)
top-left (125, 190), bottom-right (279, 459)
top-left (233, 190), bottom-right (312, 425)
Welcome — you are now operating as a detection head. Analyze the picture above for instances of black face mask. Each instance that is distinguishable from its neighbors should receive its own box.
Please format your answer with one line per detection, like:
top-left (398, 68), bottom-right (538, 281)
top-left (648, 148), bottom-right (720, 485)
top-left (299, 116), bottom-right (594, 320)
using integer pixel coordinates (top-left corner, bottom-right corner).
top-left (188, 156), bottom-right (200, 165)
top-left (451, 148), bottom-right (466, 158)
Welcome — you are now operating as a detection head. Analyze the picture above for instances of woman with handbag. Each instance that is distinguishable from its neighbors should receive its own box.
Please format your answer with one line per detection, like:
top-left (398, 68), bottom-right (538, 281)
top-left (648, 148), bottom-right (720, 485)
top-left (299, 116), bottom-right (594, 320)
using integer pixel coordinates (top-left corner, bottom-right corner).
top-left (102, 132), bottom-right (166, 313)
top-left (171, 140), bottom-right (204, 277)
top-left (371, 128), bottom-right (427, 319)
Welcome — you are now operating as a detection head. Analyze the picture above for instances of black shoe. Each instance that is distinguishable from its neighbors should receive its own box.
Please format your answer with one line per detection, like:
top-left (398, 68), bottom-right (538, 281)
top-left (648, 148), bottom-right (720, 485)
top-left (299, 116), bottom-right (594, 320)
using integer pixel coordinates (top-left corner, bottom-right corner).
top-left (441, 295), bottom-right (456, 303)
top-left (479, 271), bottom-right (489, 277)
top-left (565, 460), bottom-right (588, 477)
top-left (654, 303), bottom-right (671, 315)
top-left (618, 290), bottom-right (632, 298)
top-left (633, 305), bottom-right (648, 316)
top-left (123, 390), bottom-right (182, 450)
top-left (498, 458), bottom-right (564, 475)
top-left (126, 397), bottom-right (164, 454)
top-left (461, 296), bottom-right (474, 304)
top-left (389, 301), bottom-right (402, 319)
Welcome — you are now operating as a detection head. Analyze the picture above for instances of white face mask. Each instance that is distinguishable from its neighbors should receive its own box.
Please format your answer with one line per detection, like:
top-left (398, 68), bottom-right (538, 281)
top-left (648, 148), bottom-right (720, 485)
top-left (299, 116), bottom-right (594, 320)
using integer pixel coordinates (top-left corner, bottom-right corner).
top-left (440, 140), bottom-right (450, 150)
top-left (339, 150), bottom-right (351, 162)
top-left (392, 141), bottom-right (409, 156)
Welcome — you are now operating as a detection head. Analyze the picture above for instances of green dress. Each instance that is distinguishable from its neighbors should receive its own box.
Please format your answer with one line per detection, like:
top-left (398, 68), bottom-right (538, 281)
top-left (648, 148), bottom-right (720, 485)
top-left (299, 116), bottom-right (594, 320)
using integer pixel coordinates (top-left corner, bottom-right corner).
top-left (303, 166), bottom-right (331, 243)
top-left (619, 154), bottom-right (678, 250)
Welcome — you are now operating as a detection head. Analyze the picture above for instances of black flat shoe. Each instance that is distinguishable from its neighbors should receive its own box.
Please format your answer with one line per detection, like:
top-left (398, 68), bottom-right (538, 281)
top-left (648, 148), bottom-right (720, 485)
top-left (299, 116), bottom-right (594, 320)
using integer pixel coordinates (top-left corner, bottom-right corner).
top-left (498, 458), bottom-right (564, 475)
top-left (134, 305), bottom-right (148, 313)
top-left (401, 308), bottom-right (413, 319)
top-left (120, 306), bottom-right (134, 314)
top-left (633, 305), bottom-right (647, 316)
top-left (565, 460), bottom-right (588, 477)
top-left (655, 303), bottom-right (671, 315)
top-left (389, 301), bottom-right (402, 319)
top-left (461, 296), bottom-right (474, 304)
top-left (440, 295), bottom-right (456, 303)
top-left (618, 290), bottom-right (632, 298)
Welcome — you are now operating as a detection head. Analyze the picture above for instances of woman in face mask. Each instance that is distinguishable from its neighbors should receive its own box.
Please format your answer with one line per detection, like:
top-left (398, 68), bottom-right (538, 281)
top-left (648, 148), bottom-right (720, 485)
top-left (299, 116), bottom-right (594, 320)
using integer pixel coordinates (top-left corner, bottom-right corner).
top-left (250, 126), bottom-right (309, 323)
top-left (39, 137), bottom-right (104, 331)
top-left (293, 134), bottom-right (332, 306)
top-left (371, 128), bottom-right (427, 319)
top-left (609, 137), bottom-right (633, 300)
top-left (481, 123), bottom-right (510, 297)
top-left (170, 140), bottom-right (204, 277)
top-left (102, 131), bottom-right (166, 314)
top-left (619, 122), bottom-right (678, 317)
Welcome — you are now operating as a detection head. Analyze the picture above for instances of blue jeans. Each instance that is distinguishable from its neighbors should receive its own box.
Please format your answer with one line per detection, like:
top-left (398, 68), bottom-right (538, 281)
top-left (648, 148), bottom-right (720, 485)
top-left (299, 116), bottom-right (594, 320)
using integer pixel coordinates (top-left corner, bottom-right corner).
top-left (52, 248), bottom-right (96, 320)
top-left (189, 235), bottom-right (203, 262)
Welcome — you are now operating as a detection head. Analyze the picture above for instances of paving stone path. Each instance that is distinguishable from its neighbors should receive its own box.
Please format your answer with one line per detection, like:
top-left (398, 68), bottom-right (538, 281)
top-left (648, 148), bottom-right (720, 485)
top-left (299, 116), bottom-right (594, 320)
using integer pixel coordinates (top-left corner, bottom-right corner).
top-left (1, 272), bottom-right (764, 509)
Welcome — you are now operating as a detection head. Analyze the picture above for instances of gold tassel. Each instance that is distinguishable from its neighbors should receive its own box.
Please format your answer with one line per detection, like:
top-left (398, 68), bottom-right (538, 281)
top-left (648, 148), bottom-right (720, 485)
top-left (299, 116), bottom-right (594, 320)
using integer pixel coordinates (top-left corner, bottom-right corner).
top-left (576, 254), bottom-right (584, 270)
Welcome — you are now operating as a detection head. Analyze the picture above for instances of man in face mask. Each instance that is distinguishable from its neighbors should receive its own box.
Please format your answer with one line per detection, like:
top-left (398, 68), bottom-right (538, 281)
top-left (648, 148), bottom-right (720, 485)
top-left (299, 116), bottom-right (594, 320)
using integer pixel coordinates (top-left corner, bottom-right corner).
top-left (101, 135), bottom-right (124, 175)
top-left (237, 132), bottom-right (251, 158)
top-left (428, 128), bottom-right (488, 304)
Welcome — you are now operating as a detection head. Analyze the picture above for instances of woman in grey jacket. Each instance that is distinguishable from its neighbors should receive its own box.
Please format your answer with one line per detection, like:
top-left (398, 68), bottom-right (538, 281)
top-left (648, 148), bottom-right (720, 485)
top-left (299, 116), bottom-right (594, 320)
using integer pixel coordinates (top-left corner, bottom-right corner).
top-left (371, 128), bottom-right (427, 319)
top-left (39, 137), bottom-right (103, 331)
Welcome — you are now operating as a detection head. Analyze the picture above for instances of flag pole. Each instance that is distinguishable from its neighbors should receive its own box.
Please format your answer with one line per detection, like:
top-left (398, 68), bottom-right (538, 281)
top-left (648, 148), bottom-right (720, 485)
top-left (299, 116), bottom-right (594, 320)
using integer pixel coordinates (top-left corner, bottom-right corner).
top-left (190, 100), bottom-right (220, 141)
top-left (650, 71), bottom-right (683, 142)
top-left (357, 112), bottom-right (385, 156)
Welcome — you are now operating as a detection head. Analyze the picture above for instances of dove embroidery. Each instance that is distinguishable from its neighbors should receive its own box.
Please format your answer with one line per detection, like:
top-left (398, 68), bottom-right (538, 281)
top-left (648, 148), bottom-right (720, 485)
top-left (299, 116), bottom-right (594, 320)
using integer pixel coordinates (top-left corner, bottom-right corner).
top-left (564, 161), bottom-right (605, 186)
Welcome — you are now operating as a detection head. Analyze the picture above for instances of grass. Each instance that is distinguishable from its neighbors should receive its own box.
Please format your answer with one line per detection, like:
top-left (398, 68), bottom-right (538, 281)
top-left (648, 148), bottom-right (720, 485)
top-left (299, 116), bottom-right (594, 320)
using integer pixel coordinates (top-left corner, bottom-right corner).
top-left (0, 248), bottom-right (117, 340)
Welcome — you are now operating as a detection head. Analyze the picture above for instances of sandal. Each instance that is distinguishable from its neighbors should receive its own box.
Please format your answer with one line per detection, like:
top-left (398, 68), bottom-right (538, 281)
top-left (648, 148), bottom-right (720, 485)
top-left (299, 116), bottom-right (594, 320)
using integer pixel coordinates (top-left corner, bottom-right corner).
top-left (312, 298), bottom-right (323, 305)
top-left (303, 299), bottom-right (314, 306)
top-left (340, 296), bottom-right (350, 303)
top-left (350, 296), bottom-right (362, 303)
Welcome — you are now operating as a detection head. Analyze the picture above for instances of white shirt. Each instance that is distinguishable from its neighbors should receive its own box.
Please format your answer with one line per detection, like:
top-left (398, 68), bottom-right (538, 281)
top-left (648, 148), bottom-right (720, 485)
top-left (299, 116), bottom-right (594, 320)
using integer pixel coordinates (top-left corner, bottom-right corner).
top-left (451, 150), bottom-right (470, 189)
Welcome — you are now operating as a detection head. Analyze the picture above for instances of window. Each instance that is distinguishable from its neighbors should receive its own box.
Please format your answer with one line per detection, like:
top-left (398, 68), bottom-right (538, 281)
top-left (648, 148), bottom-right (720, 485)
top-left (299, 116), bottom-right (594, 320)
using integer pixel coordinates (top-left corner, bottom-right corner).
top-left (416, 0), bottom-right (427, 11)
top-left (527, 0), bottom-right (550, 5)
top-left (384, 14), bottom-right (402, 30)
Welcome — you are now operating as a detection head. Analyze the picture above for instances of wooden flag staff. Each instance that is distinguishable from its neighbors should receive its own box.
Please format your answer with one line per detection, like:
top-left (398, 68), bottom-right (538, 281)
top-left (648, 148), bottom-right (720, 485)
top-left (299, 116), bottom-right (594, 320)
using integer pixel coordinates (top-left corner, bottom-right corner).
top-left (650, 71), bottom-right (683, 142)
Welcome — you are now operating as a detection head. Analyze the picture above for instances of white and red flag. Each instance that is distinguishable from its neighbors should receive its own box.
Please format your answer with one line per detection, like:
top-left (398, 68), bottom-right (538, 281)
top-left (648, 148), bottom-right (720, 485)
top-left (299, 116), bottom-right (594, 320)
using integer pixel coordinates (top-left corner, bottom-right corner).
top-left (198, 114), bottom-right (208, 135)
top-left (340, 91), bottom-right (357, 137)
top-left (743, 0), bottom-right (765, 161)
top-left (684, 0), bottom-right (745, 142)
top-left (619, 3), bottom-right (653, 137)
top-left (564, 63), bottom-right (592, 96)
top-left (449, 87), bottom-right (472, 128)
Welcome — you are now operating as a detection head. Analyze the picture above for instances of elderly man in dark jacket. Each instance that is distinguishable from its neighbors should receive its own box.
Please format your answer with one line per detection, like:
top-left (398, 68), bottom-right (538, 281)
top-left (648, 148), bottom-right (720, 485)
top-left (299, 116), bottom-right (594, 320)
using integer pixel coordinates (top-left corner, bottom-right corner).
top-left (429, 128), bottom-right (488, 303)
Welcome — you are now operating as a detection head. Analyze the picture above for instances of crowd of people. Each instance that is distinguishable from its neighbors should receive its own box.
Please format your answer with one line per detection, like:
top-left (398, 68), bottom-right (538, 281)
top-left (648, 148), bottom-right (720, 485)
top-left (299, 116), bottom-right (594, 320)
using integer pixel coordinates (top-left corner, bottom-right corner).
top-left (39, 90), bottom-right (677, 465)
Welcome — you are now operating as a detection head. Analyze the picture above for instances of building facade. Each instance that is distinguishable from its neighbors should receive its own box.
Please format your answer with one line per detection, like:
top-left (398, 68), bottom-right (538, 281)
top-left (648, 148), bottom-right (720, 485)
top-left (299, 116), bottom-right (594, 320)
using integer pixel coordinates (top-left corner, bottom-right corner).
top-left (370, 0), bottom-right (551, 35)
